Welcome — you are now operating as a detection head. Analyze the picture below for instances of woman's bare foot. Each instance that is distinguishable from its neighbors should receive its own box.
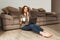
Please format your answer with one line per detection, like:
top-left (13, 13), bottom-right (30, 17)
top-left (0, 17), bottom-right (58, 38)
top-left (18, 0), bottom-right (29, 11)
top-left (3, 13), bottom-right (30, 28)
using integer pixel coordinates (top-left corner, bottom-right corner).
top-left (40, 31), bottom-right (53, 38)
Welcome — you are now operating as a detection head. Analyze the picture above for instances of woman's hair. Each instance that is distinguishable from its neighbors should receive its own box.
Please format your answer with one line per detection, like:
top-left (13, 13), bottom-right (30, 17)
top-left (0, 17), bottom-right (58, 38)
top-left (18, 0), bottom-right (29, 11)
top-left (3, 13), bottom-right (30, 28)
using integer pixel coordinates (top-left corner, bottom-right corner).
top-left (22, 5), bottom-right (30, 14)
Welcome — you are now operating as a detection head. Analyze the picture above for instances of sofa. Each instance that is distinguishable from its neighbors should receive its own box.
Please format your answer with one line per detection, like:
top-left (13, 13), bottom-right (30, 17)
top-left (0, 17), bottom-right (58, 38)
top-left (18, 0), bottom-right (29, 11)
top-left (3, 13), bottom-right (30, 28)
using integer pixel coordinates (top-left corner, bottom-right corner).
top-left (0, 6), bottom-right (58, 30)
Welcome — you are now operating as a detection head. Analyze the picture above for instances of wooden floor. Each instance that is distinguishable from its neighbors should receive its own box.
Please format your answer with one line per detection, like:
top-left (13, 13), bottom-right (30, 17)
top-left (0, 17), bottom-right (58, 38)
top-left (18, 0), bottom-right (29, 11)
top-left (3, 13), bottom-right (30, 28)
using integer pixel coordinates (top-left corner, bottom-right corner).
top-left (47, 24), bottom-right (60, 34)
top-left (0, 26), bottom-right (60, 40)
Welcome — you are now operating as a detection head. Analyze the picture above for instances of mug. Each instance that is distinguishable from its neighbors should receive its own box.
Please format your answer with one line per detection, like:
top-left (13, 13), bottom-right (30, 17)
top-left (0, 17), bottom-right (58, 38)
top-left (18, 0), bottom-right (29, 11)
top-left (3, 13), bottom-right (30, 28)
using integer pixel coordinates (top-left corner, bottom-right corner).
top-left (22, 17), bottom-right (26, 22)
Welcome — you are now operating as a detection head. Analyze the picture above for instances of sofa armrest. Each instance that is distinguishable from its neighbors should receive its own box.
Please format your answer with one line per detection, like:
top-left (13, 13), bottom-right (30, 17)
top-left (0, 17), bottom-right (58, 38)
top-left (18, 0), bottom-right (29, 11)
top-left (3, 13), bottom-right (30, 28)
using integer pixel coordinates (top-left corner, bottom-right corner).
top-left (46, 12), bottom-right (57, 17)
top-left (1, 14), bottom-right (13, 20)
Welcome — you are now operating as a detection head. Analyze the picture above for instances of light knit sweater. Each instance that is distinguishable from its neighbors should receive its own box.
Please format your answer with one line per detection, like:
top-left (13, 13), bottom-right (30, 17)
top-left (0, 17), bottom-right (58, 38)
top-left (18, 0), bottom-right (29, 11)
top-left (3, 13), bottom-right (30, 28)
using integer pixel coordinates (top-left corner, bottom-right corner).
top-left (19, 14), bottom-right (30, 28)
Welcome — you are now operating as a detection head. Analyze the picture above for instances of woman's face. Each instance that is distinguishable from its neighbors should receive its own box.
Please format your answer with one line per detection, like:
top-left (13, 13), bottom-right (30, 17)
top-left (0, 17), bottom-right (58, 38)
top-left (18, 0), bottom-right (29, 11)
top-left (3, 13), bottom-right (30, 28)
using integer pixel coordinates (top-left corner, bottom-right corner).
top-left (24, 7), bottom-right (28, 13)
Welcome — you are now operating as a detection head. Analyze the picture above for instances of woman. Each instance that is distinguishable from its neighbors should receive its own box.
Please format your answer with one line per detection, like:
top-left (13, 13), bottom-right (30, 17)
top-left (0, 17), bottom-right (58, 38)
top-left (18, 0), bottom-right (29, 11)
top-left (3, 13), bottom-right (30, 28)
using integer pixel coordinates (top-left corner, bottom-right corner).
top-left (20, 5), bottom-right (52, 38)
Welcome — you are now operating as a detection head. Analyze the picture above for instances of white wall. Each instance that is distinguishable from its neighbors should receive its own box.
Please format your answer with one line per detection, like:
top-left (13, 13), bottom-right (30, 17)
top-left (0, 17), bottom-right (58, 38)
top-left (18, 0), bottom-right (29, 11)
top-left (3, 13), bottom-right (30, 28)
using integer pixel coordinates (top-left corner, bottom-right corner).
top-left (0, 0), bottom-right (51, 13)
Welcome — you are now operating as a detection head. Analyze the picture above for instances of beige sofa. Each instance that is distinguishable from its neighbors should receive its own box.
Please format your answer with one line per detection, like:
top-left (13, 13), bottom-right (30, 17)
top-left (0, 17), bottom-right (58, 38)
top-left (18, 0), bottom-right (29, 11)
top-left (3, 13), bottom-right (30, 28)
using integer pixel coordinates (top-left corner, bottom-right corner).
top-left (0, 6), bottom-right (58, 30)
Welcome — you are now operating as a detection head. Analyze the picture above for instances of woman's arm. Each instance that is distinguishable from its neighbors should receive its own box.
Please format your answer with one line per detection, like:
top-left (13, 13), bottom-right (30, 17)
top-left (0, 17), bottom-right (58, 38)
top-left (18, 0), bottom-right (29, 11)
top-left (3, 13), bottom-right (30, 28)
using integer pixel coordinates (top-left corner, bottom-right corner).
top-left (19, 15), bottom-right (23, 26)
top-left (19, 18), bottom-right (22, 25)
top-left (27, 16), bottom-right (29, 22)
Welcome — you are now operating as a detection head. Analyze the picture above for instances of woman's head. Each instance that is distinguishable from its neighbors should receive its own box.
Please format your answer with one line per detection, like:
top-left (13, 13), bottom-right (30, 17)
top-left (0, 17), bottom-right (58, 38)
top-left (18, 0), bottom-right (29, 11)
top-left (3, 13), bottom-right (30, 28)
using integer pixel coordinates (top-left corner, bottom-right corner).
top-left (22, 5), bottom-right (29, 14)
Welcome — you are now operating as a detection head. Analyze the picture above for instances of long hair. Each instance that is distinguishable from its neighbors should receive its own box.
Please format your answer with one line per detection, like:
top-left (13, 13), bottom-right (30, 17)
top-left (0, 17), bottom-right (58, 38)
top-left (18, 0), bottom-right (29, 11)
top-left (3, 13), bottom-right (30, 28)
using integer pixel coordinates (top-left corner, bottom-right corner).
top-left (22, 5), bottom-right (30, 14)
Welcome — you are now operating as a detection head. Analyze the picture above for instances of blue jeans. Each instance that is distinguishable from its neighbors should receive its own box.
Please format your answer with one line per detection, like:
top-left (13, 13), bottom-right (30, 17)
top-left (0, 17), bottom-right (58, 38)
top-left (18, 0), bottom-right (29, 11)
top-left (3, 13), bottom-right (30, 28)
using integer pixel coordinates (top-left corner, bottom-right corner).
top-left (22, 24), bottom-right (43, 34)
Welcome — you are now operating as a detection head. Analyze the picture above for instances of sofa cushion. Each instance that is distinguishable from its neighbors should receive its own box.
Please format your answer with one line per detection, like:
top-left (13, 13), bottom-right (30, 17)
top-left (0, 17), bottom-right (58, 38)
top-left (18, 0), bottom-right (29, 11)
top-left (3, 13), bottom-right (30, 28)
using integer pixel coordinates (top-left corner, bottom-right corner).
top-left (7, 6), bottom-right (19, 13)
top-left (2, 6), bottom-right (20, 16)
top-left (19, 7), bottom-right (22, 14)
top-left (30, 11), bottom-right (46, 17)
top-left (38, 8), bottom-right (46, 12)
top-left (9, 13), bottom-right (20, 18)
top-left (2, 7), bottom-right (9, 14)
top-left (32, 8), bottom-right (38, 12)
top-left (7, 7), bottom-right (20, 16)
top-left (36, 17), bottom-right (46, 25)
top-left (13, 18), bottom-right (20, 25)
